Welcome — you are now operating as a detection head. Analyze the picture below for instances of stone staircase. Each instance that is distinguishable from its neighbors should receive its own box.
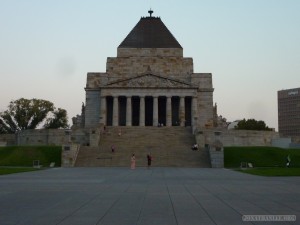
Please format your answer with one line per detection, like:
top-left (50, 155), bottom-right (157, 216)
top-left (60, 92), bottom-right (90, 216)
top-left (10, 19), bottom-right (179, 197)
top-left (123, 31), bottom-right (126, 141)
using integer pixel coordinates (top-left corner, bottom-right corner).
top-left (75, 127), bottom-right (211, 167)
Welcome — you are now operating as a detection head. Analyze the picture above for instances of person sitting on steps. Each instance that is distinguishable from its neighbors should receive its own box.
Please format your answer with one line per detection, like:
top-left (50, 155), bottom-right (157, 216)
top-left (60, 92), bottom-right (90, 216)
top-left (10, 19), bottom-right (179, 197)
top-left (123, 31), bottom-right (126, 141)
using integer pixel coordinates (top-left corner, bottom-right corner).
top-left (191, 144), bottom-right (198, 151)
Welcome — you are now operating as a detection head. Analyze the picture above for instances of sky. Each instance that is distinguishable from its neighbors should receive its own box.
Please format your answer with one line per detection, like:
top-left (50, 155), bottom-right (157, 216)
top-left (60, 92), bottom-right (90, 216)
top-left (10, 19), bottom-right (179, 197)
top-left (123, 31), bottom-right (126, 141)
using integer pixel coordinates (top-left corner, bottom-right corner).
top-left (0, 0), bottom-right (299, 131)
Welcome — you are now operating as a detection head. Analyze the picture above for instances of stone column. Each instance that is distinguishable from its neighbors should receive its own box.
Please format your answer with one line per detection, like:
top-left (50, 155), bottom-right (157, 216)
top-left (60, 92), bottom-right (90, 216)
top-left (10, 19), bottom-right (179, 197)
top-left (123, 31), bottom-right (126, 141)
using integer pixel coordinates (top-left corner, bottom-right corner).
top-left (100, 96), bottom-right (106, 125)
top-left (153, 96), bottom-right (158, 126)
top-left (112, 96), bottom-right (119, 126)
top-left (139, 96), bottom-right (145, 126)
top-left (179, 96), bottom-right (185, 126)
top-left (192, 96), bottom-right (198, 127)
top-left (166, 96), bottom-right (172, 127)
top-left (126, 96), bottom-right (132, 126)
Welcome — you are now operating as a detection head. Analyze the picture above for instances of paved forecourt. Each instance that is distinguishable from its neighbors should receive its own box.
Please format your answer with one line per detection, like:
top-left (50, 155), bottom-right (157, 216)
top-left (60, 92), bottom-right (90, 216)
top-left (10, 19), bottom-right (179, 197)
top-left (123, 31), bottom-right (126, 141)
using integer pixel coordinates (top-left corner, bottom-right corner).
top-left (0, 167), bottom-right (299, 225)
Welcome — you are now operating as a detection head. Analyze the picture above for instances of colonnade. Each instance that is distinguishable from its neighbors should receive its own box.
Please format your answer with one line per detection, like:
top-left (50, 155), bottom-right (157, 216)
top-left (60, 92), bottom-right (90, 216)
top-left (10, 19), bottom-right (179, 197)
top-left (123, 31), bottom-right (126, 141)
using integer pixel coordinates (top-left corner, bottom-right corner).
top-left (100, 95), bottom-right (198, 127)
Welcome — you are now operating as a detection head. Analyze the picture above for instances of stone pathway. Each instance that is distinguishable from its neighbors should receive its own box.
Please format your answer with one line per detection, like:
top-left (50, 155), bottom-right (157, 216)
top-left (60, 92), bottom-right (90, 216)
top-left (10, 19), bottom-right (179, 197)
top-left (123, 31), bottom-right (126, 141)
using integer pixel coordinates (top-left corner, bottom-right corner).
top-left (0, 167), bottom-right (299, 225)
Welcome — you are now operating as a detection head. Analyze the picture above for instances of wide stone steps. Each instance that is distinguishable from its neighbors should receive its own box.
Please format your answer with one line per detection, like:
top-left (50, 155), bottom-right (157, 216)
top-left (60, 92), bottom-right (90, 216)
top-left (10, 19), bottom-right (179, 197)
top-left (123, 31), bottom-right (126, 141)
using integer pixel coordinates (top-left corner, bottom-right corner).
top-left (75, 127), bottom-right (211, 167)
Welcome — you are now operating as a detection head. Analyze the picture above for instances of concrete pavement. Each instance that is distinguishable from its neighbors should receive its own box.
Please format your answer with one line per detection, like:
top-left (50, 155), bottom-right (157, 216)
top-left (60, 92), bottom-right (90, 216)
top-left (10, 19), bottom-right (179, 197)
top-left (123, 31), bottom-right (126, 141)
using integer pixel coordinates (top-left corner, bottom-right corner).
top-left (0, 167), bottom-right (299, 225)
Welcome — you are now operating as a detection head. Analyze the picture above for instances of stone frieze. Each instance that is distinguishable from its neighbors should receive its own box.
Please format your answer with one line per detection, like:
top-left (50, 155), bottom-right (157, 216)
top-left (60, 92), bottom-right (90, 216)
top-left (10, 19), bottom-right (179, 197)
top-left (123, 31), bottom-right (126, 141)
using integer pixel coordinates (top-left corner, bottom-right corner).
top-left (106, 74), bottom-right (190, 88)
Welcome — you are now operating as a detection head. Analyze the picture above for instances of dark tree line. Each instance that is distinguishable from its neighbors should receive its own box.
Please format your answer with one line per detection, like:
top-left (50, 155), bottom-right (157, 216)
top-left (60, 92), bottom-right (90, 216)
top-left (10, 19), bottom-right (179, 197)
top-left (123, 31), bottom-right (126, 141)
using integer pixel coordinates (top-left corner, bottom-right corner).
top-left (235, 118), bottom-right (272, 131)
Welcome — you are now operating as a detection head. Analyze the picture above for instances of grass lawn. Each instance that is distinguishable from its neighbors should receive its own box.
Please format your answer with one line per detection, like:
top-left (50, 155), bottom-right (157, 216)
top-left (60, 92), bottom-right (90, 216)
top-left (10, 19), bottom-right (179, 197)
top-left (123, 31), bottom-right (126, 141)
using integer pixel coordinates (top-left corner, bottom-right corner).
top-left (225, 146), bottom-right (300, 176)
top-left (224, 146), bottom-right (300, 168)
top-left (0, 167), bottom-right (41, 175)
top-left (238, 167), bottom-right (300, 176)
top-left (0, 146), bottom-right (61, 167)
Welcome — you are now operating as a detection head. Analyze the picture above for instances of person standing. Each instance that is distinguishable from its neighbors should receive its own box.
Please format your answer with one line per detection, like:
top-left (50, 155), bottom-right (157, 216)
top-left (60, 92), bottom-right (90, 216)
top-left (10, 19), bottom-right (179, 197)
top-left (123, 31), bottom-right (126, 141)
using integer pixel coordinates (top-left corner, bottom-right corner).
top-left (286, 154), bottom-right (291, 167)
top-left (111, 144), bottom-right (115, 153)
top-left (131, 154), bottom-right (136, 169)
top-left (147, 153), bottom-right (152, 169)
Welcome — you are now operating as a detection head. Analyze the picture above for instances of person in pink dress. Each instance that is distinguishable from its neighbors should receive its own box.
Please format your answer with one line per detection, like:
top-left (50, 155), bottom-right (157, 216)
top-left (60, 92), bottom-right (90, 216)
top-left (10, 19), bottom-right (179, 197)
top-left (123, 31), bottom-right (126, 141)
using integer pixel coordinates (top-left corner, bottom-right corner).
top-left (131, 154), bottom-right (136, 169)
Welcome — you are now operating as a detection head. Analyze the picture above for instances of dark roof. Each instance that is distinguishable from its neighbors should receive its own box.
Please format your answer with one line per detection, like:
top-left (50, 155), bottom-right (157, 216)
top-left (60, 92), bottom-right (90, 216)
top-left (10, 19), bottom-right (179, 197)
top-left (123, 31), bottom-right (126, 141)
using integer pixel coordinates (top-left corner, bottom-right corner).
top-left (118, 17), bottom-right (182, 49)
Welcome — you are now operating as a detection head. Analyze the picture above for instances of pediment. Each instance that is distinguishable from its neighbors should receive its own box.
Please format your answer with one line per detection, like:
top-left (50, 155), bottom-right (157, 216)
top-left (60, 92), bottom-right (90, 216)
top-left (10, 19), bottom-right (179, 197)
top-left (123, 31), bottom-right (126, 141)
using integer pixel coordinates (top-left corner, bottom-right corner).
top-left (106, 74), bottom-right (190, 88)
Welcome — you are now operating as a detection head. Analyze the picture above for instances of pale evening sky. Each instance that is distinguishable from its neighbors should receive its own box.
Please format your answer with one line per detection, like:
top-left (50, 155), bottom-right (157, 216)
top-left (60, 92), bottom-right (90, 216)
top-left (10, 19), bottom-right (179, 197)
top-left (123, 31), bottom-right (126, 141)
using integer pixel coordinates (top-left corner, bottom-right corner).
top-left (0, 0), bottom-right (299, 131)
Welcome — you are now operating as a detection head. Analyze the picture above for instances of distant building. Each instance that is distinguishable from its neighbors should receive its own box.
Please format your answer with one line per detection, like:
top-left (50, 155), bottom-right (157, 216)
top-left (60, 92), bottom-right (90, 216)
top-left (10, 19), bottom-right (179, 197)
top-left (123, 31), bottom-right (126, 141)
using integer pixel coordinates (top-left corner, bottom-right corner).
top-left (278, 88), bottom-right (300, 137)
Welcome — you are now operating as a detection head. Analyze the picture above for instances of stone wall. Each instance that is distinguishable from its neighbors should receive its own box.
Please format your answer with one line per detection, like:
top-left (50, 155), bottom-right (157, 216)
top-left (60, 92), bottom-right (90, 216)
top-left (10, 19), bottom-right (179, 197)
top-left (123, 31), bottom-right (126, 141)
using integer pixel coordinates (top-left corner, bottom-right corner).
top-left (195, 129), bottom-right (281, 168)
top-left (106, 56), bottom-right (193, 79)
top-left (86, 73), bottom-right (108, 89)
top-left (208, 133), bottom-right (224, 168)
top-left (85, 90), bottom-right (100, 128)
top-left (89, 127), bottom-right (101, 147)
top-left (0, 127), bottom-right (91, 147)
top-left (17, 129), bottom-right (71, 146)
top-left (61, 144), bottom-right (80, 167)
top-left (209, 149), bottom-right (224, 168)
top-left (70, 128), bottom-right (90, 146)
top-left (195, 129), bottom-right (280, 147)
top-left (117, 48), bottom-right (183, 57)
top-left (0, 134), bottom-right (16, 146)
top-left (1, 128), bottom-right (282, 148)
top-left (192, 73), bottom-right (213, 89)
top-left (224, 130), bottom-right (280, 146)
top-left (197, 91), bottom-right (214, 128)
top-left (191, 73), bottom-right (214, 128)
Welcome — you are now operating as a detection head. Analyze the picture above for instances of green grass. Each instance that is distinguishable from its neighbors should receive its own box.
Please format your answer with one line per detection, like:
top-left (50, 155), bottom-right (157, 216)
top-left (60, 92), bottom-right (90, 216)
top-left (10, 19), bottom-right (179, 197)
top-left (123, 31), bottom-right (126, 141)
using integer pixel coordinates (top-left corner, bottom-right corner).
top-left (0, 146), bottom-right (61, 167)
top-left (237, 168), bottom-right (300, 176)
top-left (0, 167), bottom-right (41, 175)
top-left (225, 146), bottom-right (300, 176)
top-left (224, 146), bottom-right (300, 168)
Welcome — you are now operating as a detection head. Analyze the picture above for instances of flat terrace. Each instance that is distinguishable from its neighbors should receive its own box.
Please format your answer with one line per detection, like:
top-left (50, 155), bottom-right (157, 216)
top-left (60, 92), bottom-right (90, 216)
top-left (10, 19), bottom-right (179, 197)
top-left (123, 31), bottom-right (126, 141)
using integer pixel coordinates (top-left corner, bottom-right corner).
top-left (0, 167), bottom-right (299, 225)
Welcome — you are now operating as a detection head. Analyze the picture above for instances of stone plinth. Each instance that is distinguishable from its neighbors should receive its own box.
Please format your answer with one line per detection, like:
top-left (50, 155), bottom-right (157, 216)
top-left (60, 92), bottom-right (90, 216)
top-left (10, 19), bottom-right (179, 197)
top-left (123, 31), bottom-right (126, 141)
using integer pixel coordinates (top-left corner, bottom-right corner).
top-left (117, 48), bottom-right (183, 57)
top-left (106, 56), bottom-right (193, 79)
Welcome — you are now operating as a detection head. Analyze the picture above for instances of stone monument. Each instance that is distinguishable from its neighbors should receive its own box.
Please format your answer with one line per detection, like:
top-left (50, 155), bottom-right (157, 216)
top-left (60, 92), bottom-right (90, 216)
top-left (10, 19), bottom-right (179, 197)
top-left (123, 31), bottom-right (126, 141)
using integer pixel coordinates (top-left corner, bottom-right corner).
top-left (81, 10), bottom-right (214, 130)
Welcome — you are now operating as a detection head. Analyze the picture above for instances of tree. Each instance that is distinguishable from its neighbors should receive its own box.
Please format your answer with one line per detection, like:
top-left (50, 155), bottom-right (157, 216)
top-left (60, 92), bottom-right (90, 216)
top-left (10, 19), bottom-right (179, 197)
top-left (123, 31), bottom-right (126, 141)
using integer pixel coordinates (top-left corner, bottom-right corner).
top-left (0, 98), bottom-right (69, 134)
top-left (44, 108), bottom-right (69, 129)
top-left (235, 118), bottom-right (272, 131)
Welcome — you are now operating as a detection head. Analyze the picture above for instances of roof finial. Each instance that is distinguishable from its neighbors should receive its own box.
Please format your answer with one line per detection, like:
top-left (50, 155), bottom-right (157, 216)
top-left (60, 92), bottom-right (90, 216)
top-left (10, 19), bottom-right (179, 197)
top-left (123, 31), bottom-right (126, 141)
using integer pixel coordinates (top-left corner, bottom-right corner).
top-left (148, 8), bottom-right (153, 17)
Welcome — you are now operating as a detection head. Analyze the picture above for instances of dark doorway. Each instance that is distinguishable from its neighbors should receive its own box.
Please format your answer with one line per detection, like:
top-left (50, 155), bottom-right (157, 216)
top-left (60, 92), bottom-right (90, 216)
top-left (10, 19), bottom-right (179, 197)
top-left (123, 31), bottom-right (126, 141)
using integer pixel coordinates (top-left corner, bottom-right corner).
top-left (185, 97), bottom-right (192, 126)
top-left (145, 96), bottom-right (153, 126)
top-left (172, 96), bottom-right (180, 126)
top-left (106, 96), bottom-right (113, 126)
top-left (132, 96), bottom-right (140, 126)
top-left (158, 96), bottom-right (166, 126)
top-left (119, 97), bottom-right (126, 126)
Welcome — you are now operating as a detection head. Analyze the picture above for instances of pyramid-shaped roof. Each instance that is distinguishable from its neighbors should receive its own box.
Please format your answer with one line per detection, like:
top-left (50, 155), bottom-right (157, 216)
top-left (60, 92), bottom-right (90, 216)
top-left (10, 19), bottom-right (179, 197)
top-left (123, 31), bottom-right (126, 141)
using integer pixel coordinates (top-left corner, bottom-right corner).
top-left (118, 16), bottom-right (182, 49)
